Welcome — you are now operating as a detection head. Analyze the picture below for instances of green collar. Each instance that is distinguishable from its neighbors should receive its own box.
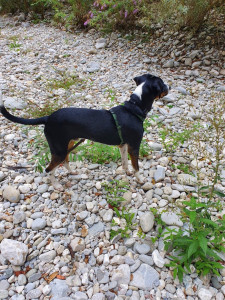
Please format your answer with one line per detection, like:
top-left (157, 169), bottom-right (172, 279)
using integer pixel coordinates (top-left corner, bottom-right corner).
top-left (134, 113), bottom-right (145, 122)
top-left (110, 110), bottom-right (124, 145)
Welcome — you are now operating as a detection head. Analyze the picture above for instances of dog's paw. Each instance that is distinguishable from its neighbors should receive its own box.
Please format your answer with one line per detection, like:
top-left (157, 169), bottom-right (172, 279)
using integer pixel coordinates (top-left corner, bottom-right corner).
top-left (125, 170), bottom-right (133, 176)
top-left (52, 181), bottom-right (64, 191)
top-left (135, 172), bottom-right (144, 184)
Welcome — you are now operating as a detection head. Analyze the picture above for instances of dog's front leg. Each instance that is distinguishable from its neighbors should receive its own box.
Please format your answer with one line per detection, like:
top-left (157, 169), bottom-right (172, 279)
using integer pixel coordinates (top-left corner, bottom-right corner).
top-left (128, 145), bottom-right (144, 184)
top-left (119, 144), bottom-right (132, 176)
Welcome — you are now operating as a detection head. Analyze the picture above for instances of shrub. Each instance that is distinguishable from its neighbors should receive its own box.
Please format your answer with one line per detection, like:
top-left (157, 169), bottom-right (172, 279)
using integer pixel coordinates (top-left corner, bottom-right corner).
top-left (0, 0), bottom-right (50, 15)
top-left (84, 0), bottom-right (143, 31)
top-left (66, 0), bottom-right (93, 28)
top-left (156, 0), bottom-right (224, 30)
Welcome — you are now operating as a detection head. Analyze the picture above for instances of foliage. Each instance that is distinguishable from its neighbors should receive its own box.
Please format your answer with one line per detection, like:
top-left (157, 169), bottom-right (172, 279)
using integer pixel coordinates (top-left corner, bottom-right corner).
top-left (66, 0), bottom-right (93, 28)
top-left (47, 70), bottom-right (85, 90)
top-left (0, 0), bottom-right (52, 15)
top-left (158, 123), bottom-right (200, 153)
top-left (1, 0), bottom-right (223, 31)
top-left (102, 179), bottom-right (135, 239)
top-left (171, 163), bottom-right (193, 175)
top-left (26, 97), bottom-right (62, 118)
top-left (26, 71), bottom-right (85, 118)
top-left (25, 127), bottom-right (51, 172)
top-left (102, 179), bottom-right (129, 208)
top-left (71, 141), bottom-right (121, 164)
top-left (84, 0), bottom-right (143, 31)
top-left (157, 0), bottom-right (224, 30)
top-left (110, 207), bottom-right (136, 239)
top-left (164, 196), bottom-right (225, 282)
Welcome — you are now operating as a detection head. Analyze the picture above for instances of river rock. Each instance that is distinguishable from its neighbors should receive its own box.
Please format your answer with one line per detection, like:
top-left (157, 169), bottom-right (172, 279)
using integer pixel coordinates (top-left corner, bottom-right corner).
top-left (0, 239), bottom-right (28, 265)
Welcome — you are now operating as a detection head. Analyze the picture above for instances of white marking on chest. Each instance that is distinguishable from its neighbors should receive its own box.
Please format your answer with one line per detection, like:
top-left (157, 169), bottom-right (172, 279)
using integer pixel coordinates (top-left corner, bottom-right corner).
top-left (133, 82), bottom-right (145, 100)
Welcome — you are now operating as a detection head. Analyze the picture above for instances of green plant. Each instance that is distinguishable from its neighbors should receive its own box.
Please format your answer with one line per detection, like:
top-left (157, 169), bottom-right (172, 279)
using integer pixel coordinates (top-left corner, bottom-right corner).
top-left (164, 196), bottom-right (225, 282)
top-left (25, 127), bottom-right (51, 172)
top-left (26, 97), bottom-right (63, 118)
top-left (85, 0), bottom-right (143, 31)
top-left (70, 141), bottom-right (121, 164)
top-left (47, 70), bottom-right (85, 90)
top-left (102, 179), bottom-right (129, 208)
top-left (171, 163), bottom-right (193, 175)
top-left (9, 36), bottom-right (22, 49)
top-left (155, 0), bottom-right (224, 30)
top-left (158, 123), bottom-right (200, 153)
top-left (106, 88), bottom-right (117, 106)
top-left (110, 207), bottom-right (136, 239)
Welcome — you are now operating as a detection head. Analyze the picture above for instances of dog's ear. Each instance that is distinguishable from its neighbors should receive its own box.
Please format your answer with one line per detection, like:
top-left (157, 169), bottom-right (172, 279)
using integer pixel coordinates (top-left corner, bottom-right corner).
top-left (133, 76), bottom-right (141, 85)
top-left (134, 76), bottom-right (143, 85)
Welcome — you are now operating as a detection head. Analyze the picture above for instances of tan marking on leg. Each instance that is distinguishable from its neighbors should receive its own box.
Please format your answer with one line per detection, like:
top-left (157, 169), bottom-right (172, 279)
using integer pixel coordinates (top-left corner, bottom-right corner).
top-left (64, 140), bottom-right (75, 172)
top-left (46, 154), bottom-right (64, 173)
top-left (128, 146), bottom-right (144, 184)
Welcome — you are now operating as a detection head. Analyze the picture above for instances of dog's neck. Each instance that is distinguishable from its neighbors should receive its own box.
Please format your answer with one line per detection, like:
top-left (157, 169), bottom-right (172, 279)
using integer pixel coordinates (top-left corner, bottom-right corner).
top-left (123, 94), bottom-right (149, 121)
top-left (129, 93), bottom-right (149, 115)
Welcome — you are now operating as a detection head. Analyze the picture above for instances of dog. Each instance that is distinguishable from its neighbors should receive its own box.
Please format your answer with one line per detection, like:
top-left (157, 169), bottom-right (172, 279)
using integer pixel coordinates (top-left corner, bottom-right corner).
top-left (0, 74), bottom-right (169, 190)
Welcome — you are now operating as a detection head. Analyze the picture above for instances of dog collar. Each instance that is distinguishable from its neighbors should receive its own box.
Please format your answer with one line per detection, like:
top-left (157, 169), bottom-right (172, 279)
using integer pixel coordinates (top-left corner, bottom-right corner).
top-left (110, 108), bottom-right (124, 145)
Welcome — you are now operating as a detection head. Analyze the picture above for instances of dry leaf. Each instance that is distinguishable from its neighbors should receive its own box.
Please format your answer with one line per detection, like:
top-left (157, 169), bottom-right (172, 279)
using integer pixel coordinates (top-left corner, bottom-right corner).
top-left (84, 256), bottom-right (89, 264)
top-left (81, 226), bottom-right (88, 237)
top-left (45, 271), bottom-right (59, 284)
top-left (14, 271), bottom-right (25, 276)
top-left (56, 275), bottom-right (66, 280)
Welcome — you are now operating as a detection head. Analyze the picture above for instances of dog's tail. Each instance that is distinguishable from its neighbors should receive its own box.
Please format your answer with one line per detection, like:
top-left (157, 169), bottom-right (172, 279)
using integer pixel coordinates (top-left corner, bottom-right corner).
top-left (0, 91), bottom-right (48, 125)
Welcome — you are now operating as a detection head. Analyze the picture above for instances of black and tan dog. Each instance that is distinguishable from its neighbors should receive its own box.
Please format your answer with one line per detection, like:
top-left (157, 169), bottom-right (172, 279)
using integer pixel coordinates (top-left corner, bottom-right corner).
top-left (0, 74), bottom-right (169, 189)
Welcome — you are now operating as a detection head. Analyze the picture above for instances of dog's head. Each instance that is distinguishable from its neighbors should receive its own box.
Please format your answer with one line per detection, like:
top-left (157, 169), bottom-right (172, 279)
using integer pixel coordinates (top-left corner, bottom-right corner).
top-left (132, 74), bottom-right (169, 113)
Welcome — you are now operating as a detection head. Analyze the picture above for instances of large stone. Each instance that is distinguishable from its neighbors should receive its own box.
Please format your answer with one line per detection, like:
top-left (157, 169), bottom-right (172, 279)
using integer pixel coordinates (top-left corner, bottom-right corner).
top-left (70, 237), bottom-right (85, 252)
top-left (154, 166), bottom-right (166, 182)
top-left (0, 290), bottom-right (9, 299)
top-left (0, 239), bottom-right (28, 265)
top-left (130, 263), bottom-right (159, 290)
top-left (88, 222), bottom-right (105, 236)
top-left (152, 250), bottom-right (165, 268)
top-left (31, 218), bottom-right (47, 230)
top-left (161, 212), bottom-right (183, 226)
top-left (39, 250), bottom-right (56, 262)
top-left (140, 212), bottom-right (154, 233)
top-left (4, 96), bottom-right (27, 109)
top-left (92, 293), bottom-right (105, 300)
top-left (86, 61), bottom-right (100, 73)
top-left (111, 264), bottom-right (130, 285)
top-left (177, 174), bottom-right (197, 186)
top-left (13, 211), bottom-right (26, 224)
top-left (198, 288), bottom-right (213, 300)
top-left (49, 279), bottom-right (70, 299)
top-left (3, 185), bottom-right (20, 203)
top-left (26, 288), bottom-right (42, 300)
top-left (163, 59), bottom-right (174, 68)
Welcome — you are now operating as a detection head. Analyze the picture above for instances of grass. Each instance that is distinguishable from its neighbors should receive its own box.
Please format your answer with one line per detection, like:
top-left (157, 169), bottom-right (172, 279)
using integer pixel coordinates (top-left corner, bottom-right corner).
top-left (47, 70), bottom-right (85, 90)
top-left (8, 36), bottom-right (21, 49)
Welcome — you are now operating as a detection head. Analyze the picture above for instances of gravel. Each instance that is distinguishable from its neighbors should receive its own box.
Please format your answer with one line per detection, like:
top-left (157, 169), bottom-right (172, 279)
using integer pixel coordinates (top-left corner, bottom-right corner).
top-left (0, 14), bottom-right (224, 300)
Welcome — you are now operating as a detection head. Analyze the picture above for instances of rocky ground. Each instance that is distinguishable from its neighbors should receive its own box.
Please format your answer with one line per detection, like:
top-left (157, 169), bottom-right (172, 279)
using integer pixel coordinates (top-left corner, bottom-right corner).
top-left (0, 14), bottom-right (225, 300)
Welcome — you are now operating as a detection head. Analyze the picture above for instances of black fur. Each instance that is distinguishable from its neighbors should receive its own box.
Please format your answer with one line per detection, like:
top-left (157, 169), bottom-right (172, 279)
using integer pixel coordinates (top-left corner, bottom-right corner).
top-left (0, 74), bottom-right (169, 175)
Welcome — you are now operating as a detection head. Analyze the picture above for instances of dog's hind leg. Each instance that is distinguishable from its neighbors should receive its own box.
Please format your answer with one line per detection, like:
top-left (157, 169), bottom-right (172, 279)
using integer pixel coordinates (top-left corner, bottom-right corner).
top-left (119, 144), bottom-right (132, 175)
top-left (127, 144), bottom-right (144, 184)
top-left (64, 139), bottom-right (85, 174)
top-left (46, 154), bottom-right (66, 191)
top-left (64, 140), bottom-right (75, 173)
